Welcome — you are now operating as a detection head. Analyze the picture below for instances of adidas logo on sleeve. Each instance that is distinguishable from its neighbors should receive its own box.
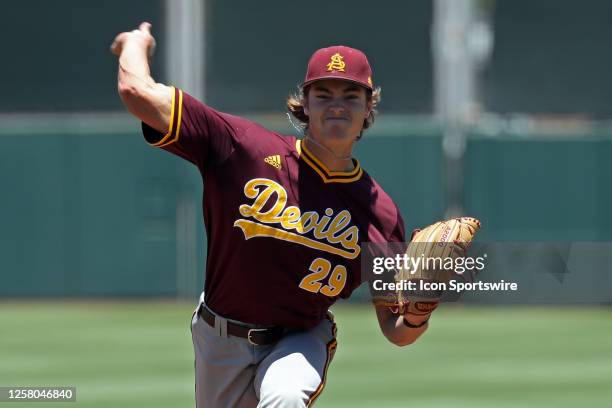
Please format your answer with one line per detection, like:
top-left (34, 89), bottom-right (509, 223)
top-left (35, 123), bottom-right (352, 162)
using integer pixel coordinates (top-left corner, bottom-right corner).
top-left (264, 155), bottom-right (282, 170)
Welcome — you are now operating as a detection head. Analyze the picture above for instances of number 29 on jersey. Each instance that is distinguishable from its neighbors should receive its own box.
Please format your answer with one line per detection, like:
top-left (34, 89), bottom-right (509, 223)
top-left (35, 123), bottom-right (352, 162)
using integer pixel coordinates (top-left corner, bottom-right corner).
top-left (298, 257), bottom-right (347, 297)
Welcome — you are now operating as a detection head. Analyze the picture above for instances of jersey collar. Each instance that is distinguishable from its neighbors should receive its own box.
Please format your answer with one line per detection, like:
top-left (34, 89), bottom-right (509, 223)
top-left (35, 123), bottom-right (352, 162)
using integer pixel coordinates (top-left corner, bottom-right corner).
top-left (296, 140), bottom-right (363, 184)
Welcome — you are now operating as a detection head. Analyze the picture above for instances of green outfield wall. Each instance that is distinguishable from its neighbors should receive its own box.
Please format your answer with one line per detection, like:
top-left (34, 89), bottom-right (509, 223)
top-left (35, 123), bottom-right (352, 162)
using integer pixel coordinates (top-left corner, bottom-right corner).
top-left (1, 121), bottom-right (611, 300)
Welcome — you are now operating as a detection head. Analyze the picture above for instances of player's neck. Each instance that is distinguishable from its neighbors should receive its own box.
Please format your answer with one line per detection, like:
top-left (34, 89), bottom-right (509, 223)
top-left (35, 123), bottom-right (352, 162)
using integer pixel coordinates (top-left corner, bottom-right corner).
top-left (303, 137), bottom-right (355, 172)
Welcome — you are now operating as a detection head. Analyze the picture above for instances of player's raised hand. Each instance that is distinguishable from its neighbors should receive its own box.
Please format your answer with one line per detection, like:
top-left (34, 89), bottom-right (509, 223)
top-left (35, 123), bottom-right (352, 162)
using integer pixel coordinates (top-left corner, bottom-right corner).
top-left (110, 22), bottom-right (156, 58)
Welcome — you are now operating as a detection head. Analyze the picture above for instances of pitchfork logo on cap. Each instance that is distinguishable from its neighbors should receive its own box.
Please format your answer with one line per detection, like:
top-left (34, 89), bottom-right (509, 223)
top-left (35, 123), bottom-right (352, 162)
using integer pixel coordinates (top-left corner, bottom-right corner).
top-left (326, 53), bottom-right (346, 72)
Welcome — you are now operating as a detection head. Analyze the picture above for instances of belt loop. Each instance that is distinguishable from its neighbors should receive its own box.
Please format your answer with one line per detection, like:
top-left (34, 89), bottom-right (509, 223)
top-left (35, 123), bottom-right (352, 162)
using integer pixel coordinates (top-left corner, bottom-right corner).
top-left (214, 314), bottom-right (228, 338)
top-left (197, 292), bottom-right (205, 317)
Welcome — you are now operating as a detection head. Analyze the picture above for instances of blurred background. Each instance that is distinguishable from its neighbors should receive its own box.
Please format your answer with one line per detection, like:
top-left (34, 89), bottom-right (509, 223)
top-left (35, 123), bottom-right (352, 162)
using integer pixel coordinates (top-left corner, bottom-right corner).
top-left (1, 0), bottom-right (611, 407)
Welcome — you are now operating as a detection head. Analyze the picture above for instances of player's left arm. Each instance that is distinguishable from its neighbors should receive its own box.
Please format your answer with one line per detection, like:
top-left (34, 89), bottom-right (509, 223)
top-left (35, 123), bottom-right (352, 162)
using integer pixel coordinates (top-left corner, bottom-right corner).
top-left (371, 207), bottom-right (432, 346)
top-left (372, 205), bottom-right (431, 346)
top-left (374, 304), bottom-right (432, 347)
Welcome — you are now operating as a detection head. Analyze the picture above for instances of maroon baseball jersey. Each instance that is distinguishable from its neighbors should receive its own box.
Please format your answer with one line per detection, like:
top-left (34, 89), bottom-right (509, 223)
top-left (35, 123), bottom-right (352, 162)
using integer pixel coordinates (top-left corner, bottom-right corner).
top-left (143, 87), bottom-right (405, 329)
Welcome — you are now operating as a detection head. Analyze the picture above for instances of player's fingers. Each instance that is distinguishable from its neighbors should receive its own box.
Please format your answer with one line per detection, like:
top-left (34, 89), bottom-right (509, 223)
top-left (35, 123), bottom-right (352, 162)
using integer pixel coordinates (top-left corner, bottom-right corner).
top-left (110, 33), bottom-right (126, 55)
top-left (139, 22), bottom-right (152, 34)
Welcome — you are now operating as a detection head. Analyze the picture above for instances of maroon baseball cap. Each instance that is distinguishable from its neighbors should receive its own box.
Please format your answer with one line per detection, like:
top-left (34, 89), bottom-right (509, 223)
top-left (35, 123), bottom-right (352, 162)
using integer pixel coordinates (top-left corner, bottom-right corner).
top-left (301, 45), bottom-right (373, 90)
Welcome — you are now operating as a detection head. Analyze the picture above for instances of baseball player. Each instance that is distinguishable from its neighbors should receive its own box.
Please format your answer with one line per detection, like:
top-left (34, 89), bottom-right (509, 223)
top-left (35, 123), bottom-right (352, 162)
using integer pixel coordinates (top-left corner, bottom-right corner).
top-left (111, 22), bottom-right (435, 407)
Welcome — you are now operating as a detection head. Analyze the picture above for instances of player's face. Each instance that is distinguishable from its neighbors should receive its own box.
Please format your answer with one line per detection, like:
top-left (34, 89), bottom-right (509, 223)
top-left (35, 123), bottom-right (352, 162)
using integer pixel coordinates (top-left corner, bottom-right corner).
top-left (304, 79), bottom-right (371, 146)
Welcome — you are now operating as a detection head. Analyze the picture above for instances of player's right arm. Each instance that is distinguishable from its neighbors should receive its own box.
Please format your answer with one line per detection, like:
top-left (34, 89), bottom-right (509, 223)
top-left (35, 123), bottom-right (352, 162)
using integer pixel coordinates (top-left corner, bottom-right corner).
top-left (112, 23), bottom-right (242, 168)
top-left (111, 22), bottom-right (172, 133)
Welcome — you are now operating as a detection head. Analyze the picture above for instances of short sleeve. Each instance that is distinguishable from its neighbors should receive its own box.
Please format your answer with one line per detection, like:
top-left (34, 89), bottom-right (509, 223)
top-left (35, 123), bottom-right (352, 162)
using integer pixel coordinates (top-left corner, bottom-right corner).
top-left (142, 87), bottom-right (242, 170)
top-left (389, 204), bottom-right (406, 243)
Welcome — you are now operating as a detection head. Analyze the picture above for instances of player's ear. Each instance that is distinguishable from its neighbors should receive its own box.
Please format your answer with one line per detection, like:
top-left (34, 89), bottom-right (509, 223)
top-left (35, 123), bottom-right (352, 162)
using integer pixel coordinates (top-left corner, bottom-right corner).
top-left (303, 98), bottom-right (310, 116)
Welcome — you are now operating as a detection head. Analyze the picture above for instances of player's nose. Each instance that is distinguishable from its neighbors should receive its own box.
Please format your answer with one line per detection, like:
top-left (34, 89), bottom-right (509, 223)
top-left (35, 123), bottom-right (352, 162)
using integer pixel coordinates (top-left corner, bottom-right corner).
top-left (328, 106), bottom-right (346, 116)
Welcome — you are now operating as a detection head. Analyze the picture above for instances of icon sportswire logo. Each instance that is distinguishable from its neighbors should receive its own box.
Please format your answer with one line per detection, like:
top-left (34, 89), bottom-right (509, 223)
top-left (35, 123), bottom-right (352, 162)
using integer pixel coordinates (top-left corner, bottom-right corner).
top-left (264, 155), bottom-right (282, 170)
top-left (233, 178), bottom-right (360, 259)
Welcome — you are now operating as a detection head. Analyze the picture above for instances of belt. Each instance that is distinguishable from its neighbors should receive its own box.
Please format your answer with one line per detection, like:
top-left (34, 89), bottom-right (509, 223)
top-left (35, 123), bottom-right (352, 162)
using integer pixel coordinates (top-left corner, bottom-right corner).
top-left (199, 306), bottom-right (285, 346)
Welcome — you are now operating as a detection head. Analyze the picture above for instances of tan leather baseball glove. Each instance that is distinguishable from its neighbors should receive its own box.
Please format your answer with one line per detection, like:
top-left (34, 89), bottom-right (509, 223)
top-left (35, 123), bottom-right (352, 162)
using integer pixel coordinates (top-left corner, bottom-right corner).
top-left (395, 217), bottom-right (481, 315)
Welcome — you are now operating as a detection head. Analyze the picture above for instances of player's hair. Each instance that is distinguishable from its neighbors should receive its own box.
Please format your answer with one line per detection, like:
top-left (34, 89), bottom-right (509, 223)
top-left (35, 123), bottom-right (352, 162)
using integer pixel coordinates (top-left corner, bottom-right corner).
top-left (286, 85), bottom-right (381, 140)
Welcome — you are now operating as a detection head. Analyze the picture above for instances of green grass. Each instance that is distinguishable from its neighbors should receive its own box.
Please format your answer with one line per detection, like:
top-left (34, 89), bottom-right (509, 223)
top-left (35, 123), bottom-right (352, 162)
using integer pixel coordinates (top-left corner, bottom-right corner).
top-left (0, 301), bottom-right (611, 407)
